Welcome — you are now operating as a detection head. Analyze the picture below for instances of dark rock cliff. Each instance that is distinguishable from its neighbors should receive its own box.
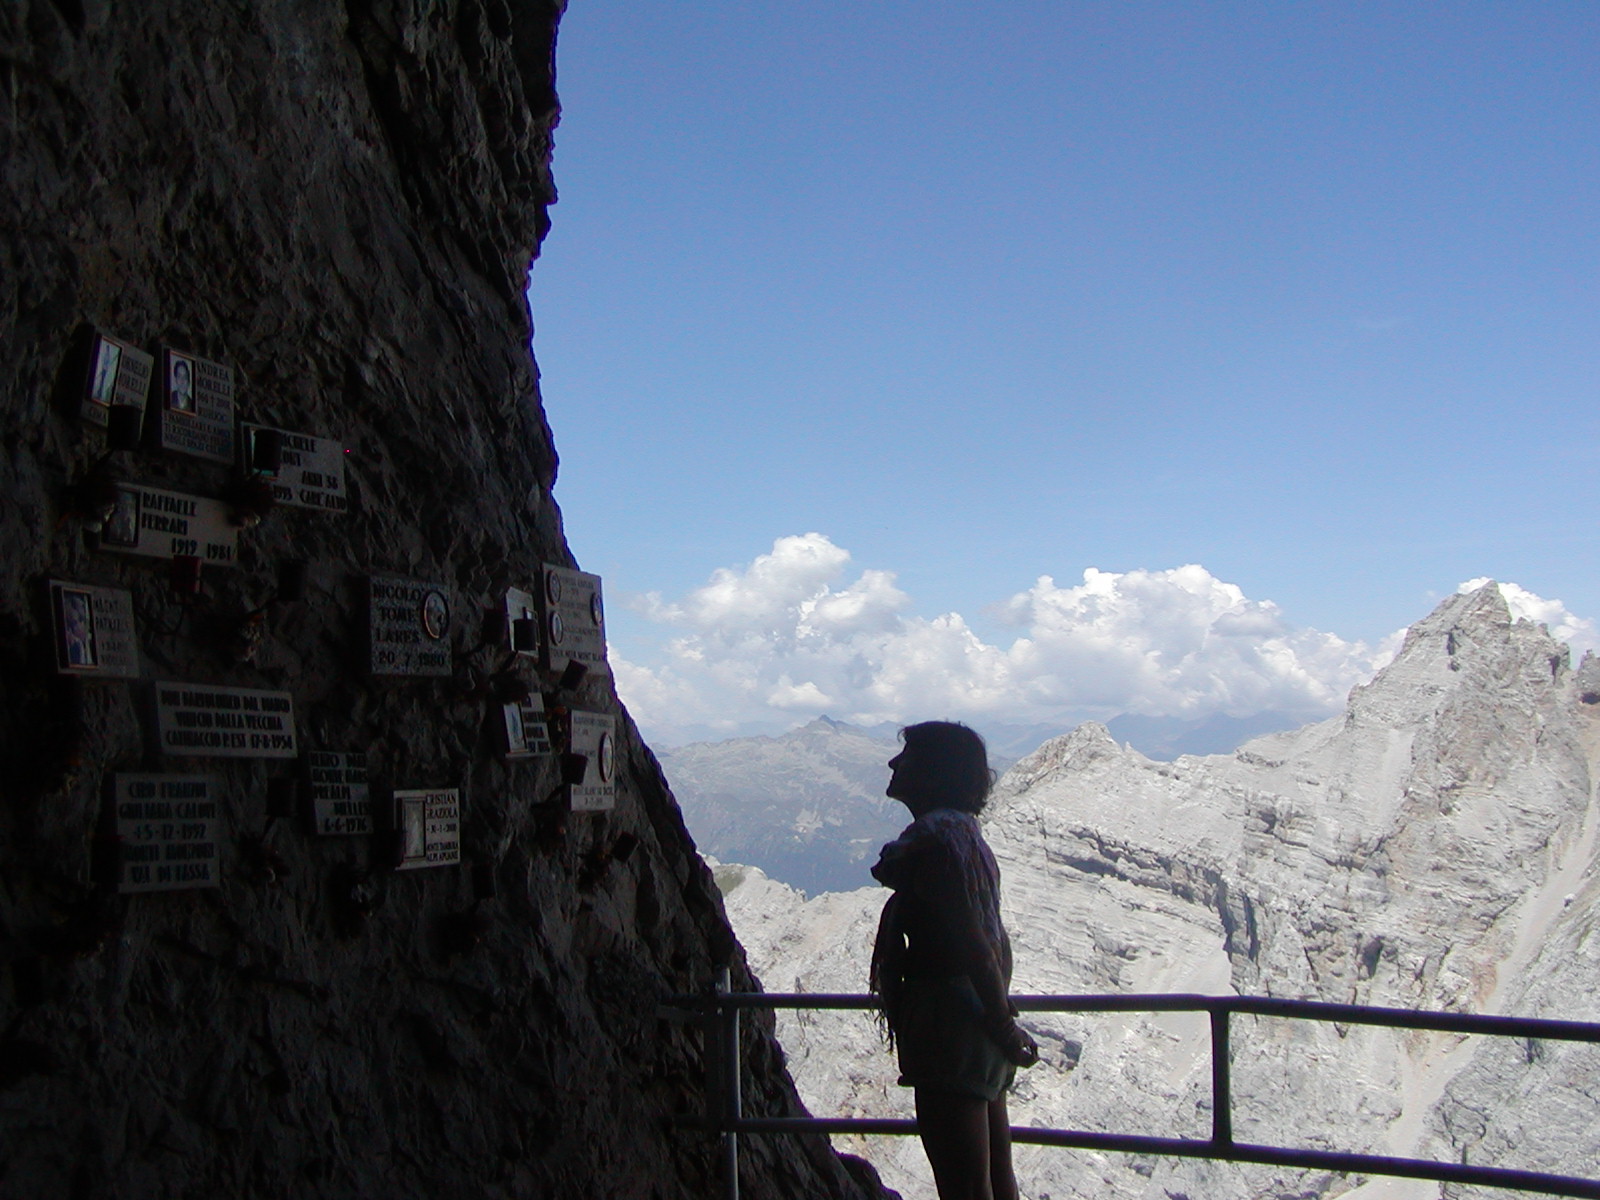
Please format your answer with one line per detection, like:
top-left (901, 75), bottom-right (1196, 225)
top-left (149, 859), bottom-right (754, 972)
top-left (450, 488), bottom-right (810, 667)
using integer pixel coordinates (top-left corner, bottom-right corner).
top-left (0, 4), bottom-right (886, 1197)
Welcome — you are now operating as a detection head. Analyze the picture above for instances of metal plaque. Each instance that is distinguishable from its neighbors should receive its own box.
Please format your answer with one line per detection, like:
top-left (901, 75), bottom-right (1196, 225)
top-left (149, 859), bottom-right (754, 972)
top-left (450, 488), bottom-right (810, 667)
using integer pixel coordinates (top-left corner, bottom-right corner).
top-left (112, 774), bottom-right (221, 893)
top-left (155, 682), bottom-right (297, 758)
top-left (540, 565), bottom-right (608, 676)
top-left (568, 710), bottom-right (616, 812)
top-left (48, 579), bottom-right (139, 678)
top-left (80, 331), bottom-right (154, 428)
top-left (97, 483), bottom-right (239, 566)
top-left (393, 788), bottom-right (461, 870)
top-left (242, 424), bottom-right (349, 513)
top-left (503, 694), bottom-right (552, 759)
top-left (304, 751), bottom-right (372, 836)
top-left (152, 347), bottom-right (235, 464)
top-left (369, 575), bottom-right (453, 676)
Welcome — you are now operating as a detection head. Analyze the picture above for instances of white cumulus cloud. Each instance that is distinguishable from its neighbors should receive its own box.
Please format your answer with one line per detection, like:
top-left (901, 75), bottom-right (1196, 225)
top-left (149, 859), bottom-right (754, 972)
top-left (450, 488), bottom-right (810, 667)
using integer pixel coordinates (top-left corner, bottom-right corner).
top-left (613, 535), bottom-right (1429, 744)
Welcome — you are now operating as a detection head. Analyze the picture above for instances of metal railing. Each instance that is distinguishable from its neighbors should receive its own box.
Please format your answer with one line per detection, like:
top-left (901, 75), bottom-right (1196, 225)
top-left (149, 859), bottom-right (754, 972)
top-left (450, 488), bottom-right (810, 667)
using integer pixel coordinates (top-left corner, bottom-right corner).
top-left (665, 973), bottom-right (1600, 1200)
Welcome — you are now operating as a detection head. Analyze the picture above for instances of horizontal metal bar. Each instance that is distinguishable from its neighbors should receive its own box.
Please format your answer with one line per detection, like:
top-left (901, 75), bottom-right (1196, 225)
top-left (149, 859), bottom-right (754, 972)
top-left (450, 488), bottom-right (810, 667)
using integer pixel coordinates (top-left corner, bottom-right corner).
top-left (729, 1120), bottom-right (1600, 1199)
top-left (664, 991), bottom-right (1600, 1043)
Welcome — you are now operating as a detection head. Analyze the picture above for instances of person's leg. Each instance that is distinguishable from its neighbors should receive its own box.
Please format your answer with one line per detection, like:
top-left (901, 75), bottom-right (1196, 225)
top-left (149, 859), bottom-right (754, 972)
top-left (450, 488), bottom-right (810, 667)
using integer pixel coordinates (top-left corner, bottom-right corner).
top-left (914, 1086), bottom-right (993, 1200)
top-left (987, 1094), bottom-right (1018, 1200)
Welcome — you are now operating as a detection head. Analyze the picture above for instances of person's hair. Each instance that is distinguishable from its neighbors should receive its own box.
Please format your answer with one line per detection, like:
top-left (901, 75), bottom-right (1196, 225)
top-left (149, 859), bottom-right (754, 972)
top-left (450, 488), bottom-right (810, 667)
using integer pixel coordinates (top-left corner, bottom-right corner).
top-left (898, 720), bottom-right (994, 813)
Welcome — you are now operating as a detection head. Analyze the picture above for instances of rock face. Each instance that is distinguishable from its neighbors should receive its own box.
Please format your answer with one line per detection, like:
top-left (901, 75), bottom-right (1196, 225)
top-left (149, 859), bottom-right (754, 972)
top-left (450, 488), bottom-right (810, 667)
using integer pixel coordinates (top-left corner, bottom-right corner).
top-left (0, 5), bottom-right (885, 1198)
top-left (723, 586), bottom-right (1600, 1199)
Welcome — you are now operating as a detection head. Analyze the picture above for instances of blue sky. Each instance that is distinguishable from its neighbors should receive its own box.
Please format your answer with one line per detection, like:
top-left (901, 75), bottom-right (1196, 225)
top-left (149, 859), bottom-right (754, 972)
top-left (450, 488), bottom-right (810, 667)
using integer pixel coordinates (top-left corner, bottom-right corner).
top-left (528, 2), bottom-right (1599, 744)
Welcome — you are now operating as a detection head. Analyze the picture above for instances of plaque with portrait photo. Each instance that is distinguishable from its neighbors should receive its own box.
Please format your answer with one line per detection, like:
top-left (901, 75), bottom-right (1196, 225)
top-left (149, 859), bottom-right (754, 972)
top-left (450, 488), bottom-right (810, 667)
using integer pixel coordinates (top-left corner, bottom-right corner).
top-left (568, 710), bottom-right (616, 812)
top-left (95, 483), bottom-right (239, 566)
top-left (503, 693), bottom-right (552, 759)
top-left (49, 579), bottom-right (139, 678)
top-left (80, 331), bottom-right (154, 431)
top-left (240, 423), bottom-right (349, 514)
top-left (368, 575), bottom-right (453, 676)
top-left (151, 347), bottom-right (235, 464)
top-left (539, 565), bottom-right (608, 678)
top-left (393, 788), bottom-right (461, 870)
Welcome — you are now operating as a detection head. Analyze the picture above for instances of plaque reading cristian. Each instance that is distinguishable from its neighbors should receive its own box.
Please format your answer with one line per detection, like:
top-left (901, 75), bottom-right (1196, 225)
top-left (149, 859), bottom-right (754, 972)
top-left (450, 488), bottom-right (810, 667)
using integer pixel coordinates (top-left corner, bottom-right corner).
top-left (305, 751), bottom-right (372, 835)
top-left (155, 683), bottom-right (297, 758)
top-left (369, 575), bottom-right (452, 676)
top-left (242, 424), bottom-right (348, 513)
top-left (151, 348), bottom-right (235, 463)
top-left (49, 580), bottom-right (140, 678)
top-left (393, 788), bottom-right (461, 870)
top-left (568, 710), bottom-right (616, 812)
top-left (539, 565), bottom-right (607, 677)
top-left (503, 694), bottom-right (552, 759)
top-left (113, 774), bottom-right (221, 893)
top-left (97, 483), bottom-right (238, 566)
top-left (80, 331), bottom-right (154, 429)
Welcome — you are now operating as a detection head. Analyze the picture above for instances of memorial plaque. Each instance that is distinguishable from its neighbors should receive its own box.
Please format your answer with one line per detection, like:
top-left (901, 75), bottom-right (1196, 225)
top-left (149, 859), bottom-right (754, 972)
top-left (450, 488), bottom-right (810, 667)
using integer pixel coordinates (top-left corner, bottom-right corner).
top-left (568, 710), bottom-right (616, 812)
top-left (504, 585), bottom-right (540, 658)
top-left (155, 682), bottom-right (297, 758)
top-left (503, 693), bottom-right (552, 759)
top-left (48, 579), bottom-right (139, 678)
top-left (539, 566), bottom-right (608, 676)
top-left (97, 483), bottom-right (239, 566)
top-left (304, 751), bottom-right (372, 835)
top-left (242, 424), bottom-right (349, 513)
top-left (393, 788), bottom-right (461, 870)
top-left (112, 774), bottom-right (221, 893)
top-left (151, 347), bottom-right (235, 464)
top-left (369, 575), bottom-right (453, 676)
top-left (80, 331), bottom-right (154, 429)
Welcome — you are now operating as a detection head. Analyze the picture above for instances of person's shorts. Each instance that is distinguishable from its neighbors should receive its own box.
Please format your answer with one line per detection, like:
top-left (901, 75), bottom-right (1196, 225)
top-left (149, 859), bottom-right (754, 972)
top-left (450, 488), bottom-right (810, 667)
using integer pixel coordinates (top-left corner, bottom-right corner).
top-left (894, 976), bottom-right (1016, 1102)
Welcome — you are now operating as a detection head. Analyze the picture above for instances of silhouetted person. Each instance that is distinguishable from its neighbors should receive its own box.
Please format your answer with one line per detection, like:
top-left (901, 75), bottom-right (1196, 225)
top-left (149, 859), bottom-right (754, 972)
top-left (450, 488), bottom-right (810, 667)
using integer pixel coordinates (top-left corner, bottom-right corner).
top-left (871, 721), bottom-right (1038, 1200)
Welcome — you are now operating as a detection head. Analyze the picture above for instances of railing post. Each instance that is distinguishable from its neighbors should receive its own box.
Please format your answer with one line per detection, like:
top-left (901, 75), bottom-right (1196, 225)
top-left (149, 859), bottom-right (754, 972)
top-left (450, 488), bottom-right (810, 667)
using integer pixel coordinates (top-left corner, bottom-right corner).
top-left (1210, 1003), bottom-right (1233, 1147)
top-left (715, 965), bottom-right (741, 1200)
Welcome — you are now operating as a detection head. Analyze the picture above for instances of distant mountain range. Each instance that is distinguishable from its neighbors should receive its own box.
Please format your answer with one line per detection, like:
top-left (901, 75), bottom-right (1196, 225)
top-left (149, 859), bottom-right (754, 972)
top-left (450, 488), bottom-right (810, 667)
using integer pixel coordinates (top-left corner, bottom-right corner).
top-left (660, 713), bottom-right (1306, 895)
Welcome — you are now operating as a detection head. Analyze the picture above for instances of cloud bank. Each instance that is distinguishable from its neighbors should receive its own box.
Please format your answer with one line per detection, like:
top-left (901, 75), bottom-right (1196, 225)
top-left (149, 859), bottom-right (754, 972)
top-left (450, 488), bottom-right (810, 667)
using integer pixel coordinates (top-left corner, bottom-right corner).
top-left (618, 533), bottom-right (1505, 744)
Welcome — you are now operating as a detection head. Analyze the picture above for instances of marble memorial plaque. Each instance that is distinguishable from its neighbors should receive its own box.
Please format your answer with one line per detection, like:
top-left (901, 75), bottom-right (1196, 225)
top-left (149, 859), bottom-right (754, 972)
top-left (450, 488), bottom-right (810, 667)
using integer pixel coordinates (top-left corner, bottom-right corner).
top-left (568, 710), bottom-right (615, 812)
top-left (369, 575), bottom-right (452, 676)
top-left (539, 565), bottom-right (607, 676)
top-left (112, 774), bottom-right (221, 893)
top-left (305, 751), bottom-right (372, 835)
top-left (97, 483), bottom-right (238, 566)
top-left (504, 585), bottom-right (540, 658)
top-left (394, 788), bottom-right (461, 870)
top-left (155, 682), bottom-right (297, 758)
top-left (242, 424), bottom-right (348, 513)
top-left (503, 693), bottom-right (552, 759)
top-left (153, 347), bottom-right (235, 464)
top-left (80, 331), bottom-right (154, 429)
top-left (49, 580), bottom-right (139, 678)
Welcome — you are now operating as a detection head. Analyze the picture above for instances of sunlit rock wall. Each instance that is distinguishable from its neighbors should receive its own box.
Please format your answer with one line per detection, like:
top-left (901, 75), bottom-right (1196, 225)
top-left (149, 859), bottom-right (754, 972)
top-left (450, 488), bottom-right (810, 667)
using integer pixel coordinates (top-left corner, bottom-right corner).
top-left (0, 4), bottom-right (884, 1197)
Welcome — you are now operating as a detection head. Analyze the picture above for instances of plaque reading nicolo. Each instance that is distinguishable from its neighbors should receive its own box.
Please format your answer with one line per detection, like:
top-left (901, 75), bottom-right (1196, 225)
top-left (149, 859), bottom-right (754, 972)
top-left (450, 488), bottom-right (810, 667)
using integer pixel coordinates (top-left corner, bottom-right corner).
top-left (242, 424), bottom-right (349, 514)
top-left (305, 751), bottom-right (372, 836)
top-left (504, 585), bottom-right (541, 658)
top-left (503, 693), bottom-right (553, 760)
top-left (568, 710), bottom-right (616, 812)
top-left (155, 683), bottom-right (298, 758)
top-left (369, 575), bottom-right (453, 676)
top-left (113, 774), bottom-right (221, 893)
top-left (153, 347), bottom-right (235, 464)
top-left (394, 788), bottom-right (461, 870)
top-left (49, 580), bottom-right (139, 678)
top-left (539, 565), bottom-right (608, 676)
top-left (81, 331), bottom-right (154, 429)
top-left (97, 483), bottom-right (239, 566)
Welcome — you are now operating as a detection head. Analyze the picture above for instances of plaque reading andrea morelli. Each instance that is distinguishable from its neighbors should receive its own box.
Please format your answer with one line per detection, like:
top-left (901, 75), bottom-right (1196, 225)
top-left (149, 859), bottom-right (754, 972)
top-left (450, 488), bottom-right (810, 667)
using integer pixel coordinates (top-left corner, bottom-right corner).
top-left (153, 347), bottom-right (235, 464)
top-left (155, 683), bottom-right (298, 758)
top-left (97, 483), bottom-right (239, 566)
top-left (242, 424), bottom-right (349, 514)
top-left (539, 565), bottom-right (608, 677)
top-left (568, 710), bottom-right (616, 812)
top-left (305, 751), bottom-right (372, 836)
top-left (369, 575), bottom-right (452, 676)
top-left (113, 774), bottom-right (221, 893)
top-left (48, 580), bottom-right (140, 678)
top-left (80, 331), bottom-right (155, 429)
top-left (393, 788), bottom-right (461, 870)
